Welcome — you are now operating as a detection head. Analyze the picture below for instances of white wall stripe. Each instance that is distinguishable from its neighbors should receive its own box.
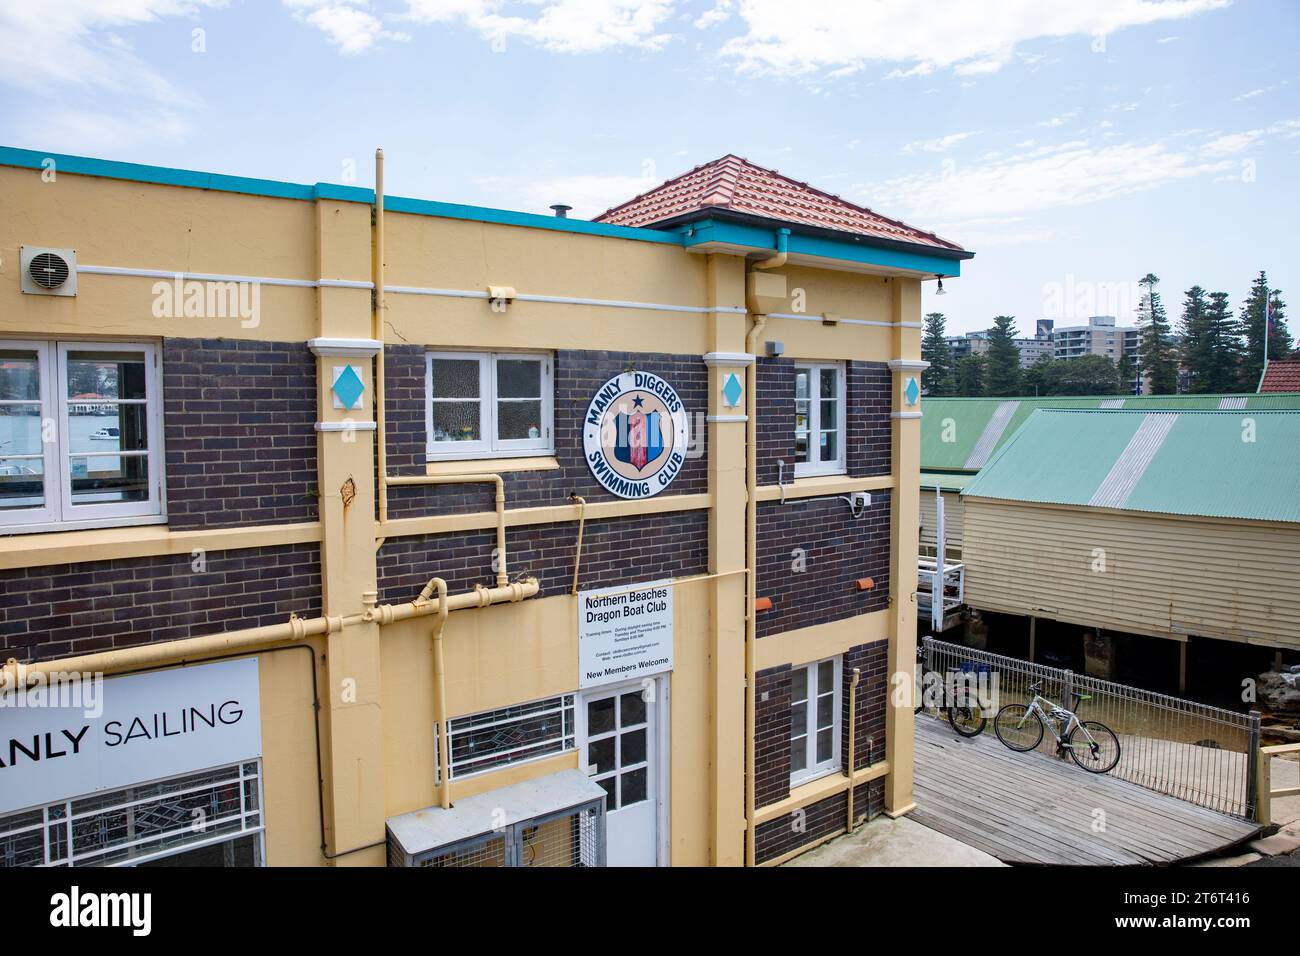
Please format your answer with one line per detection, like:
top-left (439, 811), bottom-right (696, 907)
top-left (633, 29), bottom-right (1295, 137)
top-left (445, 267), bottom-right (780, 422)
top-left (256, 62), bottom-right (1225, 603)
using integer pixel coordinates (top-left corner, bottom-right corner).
top-left (78, 265), bottom-right (748, 316)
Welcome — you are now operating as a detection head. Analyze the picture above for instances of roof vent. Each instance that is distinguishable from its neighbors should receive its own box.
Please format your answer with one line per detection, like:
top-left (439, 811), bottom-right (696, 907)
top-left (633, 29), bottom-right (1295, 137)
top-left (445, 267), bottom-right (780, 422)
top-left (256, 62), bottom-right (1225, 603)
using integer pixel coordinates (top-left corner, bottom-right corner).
top-left (21, 246), bottom-right (77, 296)
top-left (550, 204), bottom-right (572, 218)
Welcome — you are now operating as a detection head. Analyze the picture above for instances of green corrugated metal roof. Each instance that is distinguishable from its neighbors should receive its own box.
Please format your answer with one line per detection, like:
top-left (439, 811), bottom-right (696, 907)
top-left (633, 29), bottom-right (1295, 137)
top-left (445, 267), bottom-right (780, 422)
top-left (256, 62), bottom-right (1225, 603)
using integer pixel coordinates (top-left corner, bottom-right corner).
top-left (919, 471), bottom-right (972, 492)
top-left (921, 393), bottom-right (1300, 472)
top-left (962, 408), bottom-right (1300, 523)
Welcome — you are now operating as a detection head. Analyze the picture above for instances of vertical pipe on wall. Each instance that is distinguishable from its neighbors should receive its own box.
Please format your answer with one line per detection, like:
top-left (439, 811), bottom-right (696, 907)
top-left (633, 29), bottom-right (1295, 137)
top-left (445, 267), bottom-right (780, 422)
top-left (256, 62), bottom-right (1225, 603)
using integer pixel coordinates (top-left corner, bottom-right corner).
top-left (374, 148), bottom-right (389, 532)
top-left (743, 310), bottom-right (766, 867)
top-left (846, 667), bottom-right (861, 831)
top-left (421, 576), bottom-right (452, 809)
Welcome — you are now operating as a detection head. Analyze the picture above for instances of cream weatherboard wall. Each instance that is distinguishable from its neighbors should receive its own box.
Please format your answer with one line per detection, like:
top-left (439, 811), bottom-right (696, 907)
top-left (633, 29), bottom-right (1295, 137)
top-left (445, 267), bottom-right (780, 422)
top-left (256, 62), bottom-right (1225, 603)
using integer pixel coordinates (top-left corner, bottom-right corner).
top-left (962, 498), bottom-right (1300, 650)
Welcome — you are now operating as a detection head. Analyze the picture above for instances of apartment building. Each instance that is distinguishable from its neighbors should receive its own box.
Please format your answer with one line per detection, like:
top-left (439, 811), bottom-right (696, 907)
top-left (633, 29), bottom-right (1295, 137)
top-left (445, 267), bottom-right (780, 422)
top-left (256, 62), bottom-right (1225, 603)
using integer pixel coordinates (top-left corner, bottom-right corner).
top-left (0, 148), bottom-right (970, 867)
top-left (1052, 315), bottom-right (1137, 363)
top-left (945, 328), bottom-right (1052, 368)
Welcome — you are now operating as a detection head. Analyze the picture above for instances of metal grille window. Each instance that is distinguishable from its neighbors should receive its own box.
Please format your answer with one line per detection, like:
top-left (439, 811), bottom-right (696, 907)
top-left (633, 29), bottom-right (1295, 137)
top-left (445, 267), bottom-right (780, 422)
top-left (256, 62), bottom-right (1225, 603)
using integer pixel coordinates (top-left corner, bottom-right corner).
top-left (440, 694), bottom-right (576, 780)
top-left (0, 762), bottom-right (264, 867)
top-left (791, 657), bottom-right (842, 786)
top-left (0, 339), bottom-right (163, 533)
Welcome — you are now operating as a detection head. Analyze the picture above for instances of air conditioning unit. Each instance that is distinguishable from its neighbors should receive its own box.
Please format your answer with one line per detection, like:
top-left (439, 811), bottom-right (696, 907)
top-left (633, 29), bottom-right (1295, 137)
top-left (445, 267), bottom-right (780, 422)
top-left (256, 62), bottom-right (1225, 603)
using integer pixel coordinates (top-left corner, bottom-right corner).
top-left (386, 769), bottom-right (607, 867)
top-left (20, 246), bottom-right (77, 296)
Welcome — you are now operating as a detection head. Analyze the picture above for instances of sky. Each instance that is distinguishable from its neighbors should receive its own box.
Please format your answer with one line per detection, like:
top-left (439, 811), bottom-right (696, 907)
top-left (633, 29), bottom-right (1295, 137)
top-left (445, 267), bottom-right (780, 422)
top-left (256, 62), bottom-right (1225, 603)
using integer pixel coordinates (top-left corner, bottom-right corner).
top-left (0, 0), bottom-right (1296, 336)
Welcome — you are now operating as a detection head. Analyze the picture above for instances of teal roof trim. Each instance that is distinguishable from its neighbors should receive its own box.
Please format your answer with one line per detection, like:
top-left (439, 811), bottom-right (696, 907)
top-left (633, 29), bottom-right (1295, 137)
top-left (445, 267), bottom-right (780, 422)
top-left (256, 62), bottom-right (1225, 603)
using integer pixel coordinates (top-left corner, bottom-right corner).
top-left (2, 145), bottom-right (953, 264)
top-left (0, 146), bottom-right (686, 246)
top-left (962, 408), bottom-right (1300, 524)
top-left (681, 217), bottom-right (963, 276)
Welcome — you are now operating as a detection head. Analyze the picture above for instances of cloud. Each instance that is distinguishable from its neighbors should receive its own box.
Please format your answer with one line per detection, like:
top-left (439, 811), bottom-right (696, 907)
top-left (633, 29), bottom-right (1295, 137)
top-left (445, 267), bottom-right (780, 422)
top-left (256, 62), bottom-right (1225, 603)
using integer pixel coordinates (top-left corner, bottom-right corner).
top-left (401, 0), bottom-right (676, 54)
top-left (694, 0), bottom-right (733, 29)
top-left (475, 170), bottom-right (660, 218)
top-left (718, 0), bottom-right (1230, 77)
top-left (1039, 111), bottom-right (1079, 128)
top-left (0, 0), bottom-right (224, 104)
top-left (860, 131), bottom-right (1277, 226)
top-left (901, 131), bottom-right (981, 153)
top-left (284, 1), bottom-right (408, 54)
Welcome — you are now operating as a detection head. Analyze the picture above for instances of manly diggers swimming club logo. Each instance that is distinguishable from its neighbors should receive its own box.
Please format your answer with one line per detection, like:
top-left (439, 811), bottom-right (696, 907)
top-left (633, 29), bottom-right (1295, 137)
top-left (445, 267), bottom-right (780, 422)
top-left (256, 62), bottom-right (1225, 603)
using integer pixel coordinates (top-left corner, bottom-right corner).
top-left (584, 371), bottom-right (690, 500)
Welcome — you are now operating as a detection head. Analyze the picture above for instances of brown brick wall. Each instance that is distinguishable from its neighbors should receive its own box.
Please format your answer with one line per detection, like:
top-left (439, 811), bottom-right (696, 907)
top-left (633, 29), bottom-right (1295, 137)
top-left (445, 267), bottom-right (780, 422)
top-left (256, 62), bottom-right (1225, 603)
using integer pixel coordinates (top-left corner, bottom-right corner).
top-left (754, 664), bottom-right (793, 808)
top-left (163, 339), bottom-right (319, 530)
top-left (753, 778), bottom-right (885, 864)
top-left (755, 357), bottom-right (891, 486)
top-left (383, 346), bottom-right (708, 519)
top-left (376, 510), bottom-right (708, 603)
top-left (843, 640), bottom-right (890, 771)
top-left (0, 544), bottom-right (322, 664)
top-left (846, 361), bottom-right (892, 477)
top-left (754, 490), bottom-right (891, 639)
top-left (751, 641), bottom-right (891, 861)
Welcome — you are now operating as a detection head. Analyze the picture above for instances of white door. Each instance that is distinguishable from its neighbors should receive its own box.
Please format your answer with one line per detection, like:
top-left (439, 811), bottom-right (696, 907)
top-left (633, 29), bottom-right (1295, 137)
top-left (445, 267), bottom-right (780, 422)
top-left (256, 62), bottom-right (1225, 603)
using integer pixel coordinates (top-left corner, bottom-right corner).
top-left (580, 681), bottom-right (662, 866)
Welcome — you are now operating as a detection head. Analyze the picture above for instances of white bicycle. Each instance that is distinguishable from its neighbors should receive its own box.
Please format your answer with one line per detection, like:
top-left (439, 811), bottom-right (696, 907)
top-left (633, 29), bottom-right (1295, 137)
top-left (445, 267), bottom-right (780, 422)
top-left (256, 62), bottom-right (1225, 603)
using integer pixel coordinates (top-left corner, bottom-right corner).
top-left (993, 681), bottom-right (1121, 774)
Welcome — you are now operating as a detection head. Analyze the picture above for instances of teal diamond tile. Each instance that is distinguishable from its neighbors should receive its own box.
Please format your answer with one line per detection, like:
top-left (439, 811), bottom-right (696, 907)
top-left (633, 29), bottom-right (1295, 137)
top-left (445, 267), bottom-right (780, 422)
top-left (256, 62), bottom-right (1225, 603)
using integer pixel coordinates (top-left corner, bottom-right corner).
top-left (722, 372), bottom-right (743, 408)
top-left (333, 364), bottom-right (365, 410)
top-left (905, 377), bottom-right (919, 406)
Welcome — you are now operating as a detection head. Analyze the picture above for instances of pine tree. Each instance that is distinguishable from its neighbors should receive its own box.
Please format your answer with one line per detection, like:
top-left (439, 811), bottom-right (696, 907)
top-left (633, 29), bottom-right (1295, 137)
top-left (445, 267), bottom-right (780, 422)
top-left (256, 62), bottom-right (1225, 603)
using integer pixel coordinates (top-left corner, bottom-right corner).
top-left (984, 315), bottom-right (1023, 396)
top-left (1240, 272), bottom-right (1293, 389)
top-left (1201, 291), bottom-right (1242, 394)
top-left (1117, 351), bottom-right (1138, 395)
top-left (1138, 273), bottom-right (1178, 394)
top-left (955, 354), bottom-right (986, 396)
top-left (1178, 285), bottom-right (1209, 393)
top-left (921, 312), bottom-right (954, 396)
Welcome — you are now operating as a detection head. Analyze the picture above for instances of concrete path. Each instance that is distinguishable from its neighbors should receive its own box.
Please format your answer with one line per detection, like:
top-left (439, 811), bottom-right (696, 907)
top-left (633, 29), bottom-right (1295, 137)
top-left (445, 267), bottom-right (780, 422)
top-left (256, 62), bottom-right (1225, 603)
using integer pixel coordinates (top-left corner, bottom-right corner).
top-left (783, 814), bottom-right (1005, 867)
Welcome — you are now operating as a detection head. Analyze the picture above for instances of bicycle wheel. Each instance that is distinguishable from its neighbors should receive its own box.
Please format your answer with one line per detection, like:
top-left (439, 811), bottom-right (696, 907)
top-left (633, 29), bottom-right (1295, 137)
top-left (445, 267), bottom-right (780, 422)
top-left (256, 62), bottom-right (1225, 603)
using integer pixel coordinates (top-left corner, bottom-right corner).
top-left (1066, 720), bottom-right (1121, 774)
top-left (994, 704), bottom-right (1044, 752)
top-left (947, 695), bottom-right (987, 737)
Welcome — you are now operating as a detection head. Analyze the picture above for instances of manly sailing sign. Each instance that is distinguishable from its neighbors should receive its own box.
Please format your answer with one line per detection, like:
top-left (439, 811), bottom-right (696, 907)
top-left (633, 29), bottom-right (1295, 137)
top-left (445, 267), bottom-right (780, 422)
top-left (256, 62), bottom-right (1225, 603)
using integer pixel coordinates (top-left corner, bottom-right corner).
top-left (583, 371), bottom-right (690, 499)
top-left (0, 658), bottom-right (261, 815)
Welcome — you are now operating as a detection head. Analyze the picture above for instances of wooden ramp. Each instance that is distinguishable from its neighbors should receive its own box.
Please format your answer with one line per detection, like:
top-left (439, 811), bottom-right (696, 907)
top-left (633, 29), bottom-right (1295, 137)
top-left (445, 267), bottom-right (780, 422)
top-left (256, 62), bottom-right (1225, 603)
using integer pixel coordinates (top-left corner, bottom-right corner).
top-left (911, 717), bottom-right (1261, 865)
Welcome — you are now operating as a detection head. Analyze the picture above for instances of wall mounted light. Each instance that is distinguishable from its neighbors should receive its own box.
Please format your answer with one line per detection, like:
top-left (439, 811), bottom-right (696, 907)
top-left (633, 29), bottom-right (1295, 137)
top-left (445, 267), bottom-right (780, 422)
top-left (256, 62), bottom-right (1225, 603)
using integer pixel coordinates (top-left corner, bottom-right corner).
top-left (935, 275), bottom-right (946, 296)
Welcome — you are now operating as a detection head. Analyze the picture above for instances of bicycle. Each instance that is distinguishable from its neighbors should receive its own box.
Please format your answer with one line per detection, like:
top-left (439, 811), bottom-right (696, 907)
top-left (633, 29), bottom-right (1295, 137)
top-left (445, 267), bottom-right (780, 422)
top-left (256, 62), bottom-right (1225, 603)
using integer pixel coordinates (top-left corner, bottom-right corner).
top-left (914, 644), bottom-right (988, 738)
top-left (993, 680), bottom-right (1121, 774)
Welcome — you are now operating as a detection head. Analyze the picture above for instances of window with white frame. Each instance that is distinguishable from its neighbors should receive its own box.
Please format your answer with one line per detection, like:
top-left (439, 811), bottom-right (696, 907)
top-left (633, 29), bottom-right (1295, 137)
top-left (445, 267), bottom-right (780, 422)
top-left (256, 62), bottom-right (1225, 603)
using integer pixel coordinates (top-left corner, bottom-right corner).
top-left (793, 362), bottom-right (845, 476)
top-left (790, 657), bottom-right (841, 785)
top-left (0, 340), bottom-right (163, 532)
top-left (426, 351), bottom-right (553, 459)
top-left (438, 694), bottom-right (576, 780)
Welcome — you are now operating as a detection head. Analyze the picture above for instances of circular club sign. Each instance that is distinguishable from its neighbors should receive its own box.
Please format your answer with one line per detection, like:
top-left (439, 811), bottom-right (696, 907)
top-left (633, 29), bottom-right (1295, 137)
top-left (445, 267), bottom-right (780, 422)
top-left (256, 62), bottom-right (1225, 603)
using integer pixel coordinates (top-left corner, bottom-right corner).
top-left (584, 371), bottom-right (690, 499)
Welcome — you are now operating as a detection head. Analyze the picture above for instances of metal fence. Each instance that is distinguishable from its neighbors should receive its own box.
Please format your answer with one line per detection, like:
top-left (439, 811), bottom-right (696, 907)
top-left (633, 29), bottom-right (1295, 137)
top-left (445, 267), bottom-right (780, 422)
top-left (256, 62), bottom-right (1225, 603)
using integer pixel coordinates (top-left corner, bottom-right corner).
top-left (920, 636), bottom-right (1260, 819)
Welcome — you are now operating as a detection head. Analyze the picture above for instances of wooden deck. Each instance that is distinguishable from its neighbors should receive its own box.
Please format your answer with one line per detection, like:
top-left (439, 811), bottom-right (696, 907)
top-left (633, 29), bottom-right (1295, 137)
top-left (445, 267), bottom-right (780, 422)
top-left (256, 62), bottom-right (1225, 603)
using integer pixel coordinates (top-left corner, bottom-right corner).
top-left (911, 717), bottom-right (1261, 865)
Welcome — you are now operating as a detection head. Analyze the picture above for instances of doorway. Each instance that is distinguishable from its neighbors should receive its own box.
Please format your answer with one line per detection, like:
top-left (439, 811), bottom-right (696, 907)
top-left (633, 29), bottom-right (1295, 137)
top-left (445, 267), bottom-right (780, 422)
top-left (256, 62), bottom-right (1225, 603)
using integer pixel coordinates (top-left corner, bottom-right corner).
top-left (578, 676), bottom-right (668, 866)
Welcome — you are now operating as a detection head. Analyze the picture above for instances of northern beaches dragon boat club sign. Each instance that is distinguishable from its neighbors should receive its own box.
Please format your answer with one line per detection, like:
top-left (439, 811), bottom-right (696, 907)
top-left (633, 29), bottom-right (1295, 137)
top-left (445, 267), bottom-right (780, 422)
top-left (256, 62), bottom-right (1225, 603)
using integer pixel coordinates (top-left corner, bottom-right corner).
top-left (583, 371), bottom-right (690, 500)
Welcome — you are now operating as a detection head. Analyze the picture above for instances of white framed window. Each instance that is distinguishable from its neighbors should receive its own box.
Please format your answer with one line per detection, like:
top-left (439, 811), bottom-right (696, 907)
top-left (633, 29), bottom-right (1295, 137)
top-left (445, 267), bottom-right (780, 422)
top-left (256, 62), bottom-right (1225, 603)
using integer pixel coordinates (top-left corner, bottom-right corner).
top-left (790, 656), bottom-right (841, 786)
top-left (0, 340), bottom-right (163, 533)
top-left (793, 362), bottom-right (846, 477)
top-left (426, 351), bottom-right (553, 460)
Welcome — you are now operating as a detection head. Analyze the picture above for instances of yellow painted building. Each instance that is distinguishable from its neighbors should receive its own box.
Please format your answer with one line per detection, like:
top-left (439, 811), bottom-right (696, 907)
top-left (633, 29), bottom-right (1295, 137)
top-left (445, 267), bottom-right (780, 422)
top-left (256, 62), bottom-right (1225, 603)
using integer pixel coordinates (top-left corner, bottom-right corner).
top-left (0, 148), bottom-right (969, 866)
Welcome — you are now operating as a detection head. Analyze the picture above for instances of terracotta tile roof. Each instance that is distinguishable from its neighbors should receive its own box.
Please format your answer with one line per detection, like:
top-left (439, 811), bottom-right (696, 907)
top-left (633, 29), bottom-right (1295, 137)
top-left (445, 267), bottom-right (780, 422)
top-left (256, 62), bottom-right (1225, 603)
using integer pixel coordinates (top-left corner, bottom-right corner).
top-left (593, 154), bottom-right (965, 252)
top-left (1260, 359), bottom-right (1300, 393)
